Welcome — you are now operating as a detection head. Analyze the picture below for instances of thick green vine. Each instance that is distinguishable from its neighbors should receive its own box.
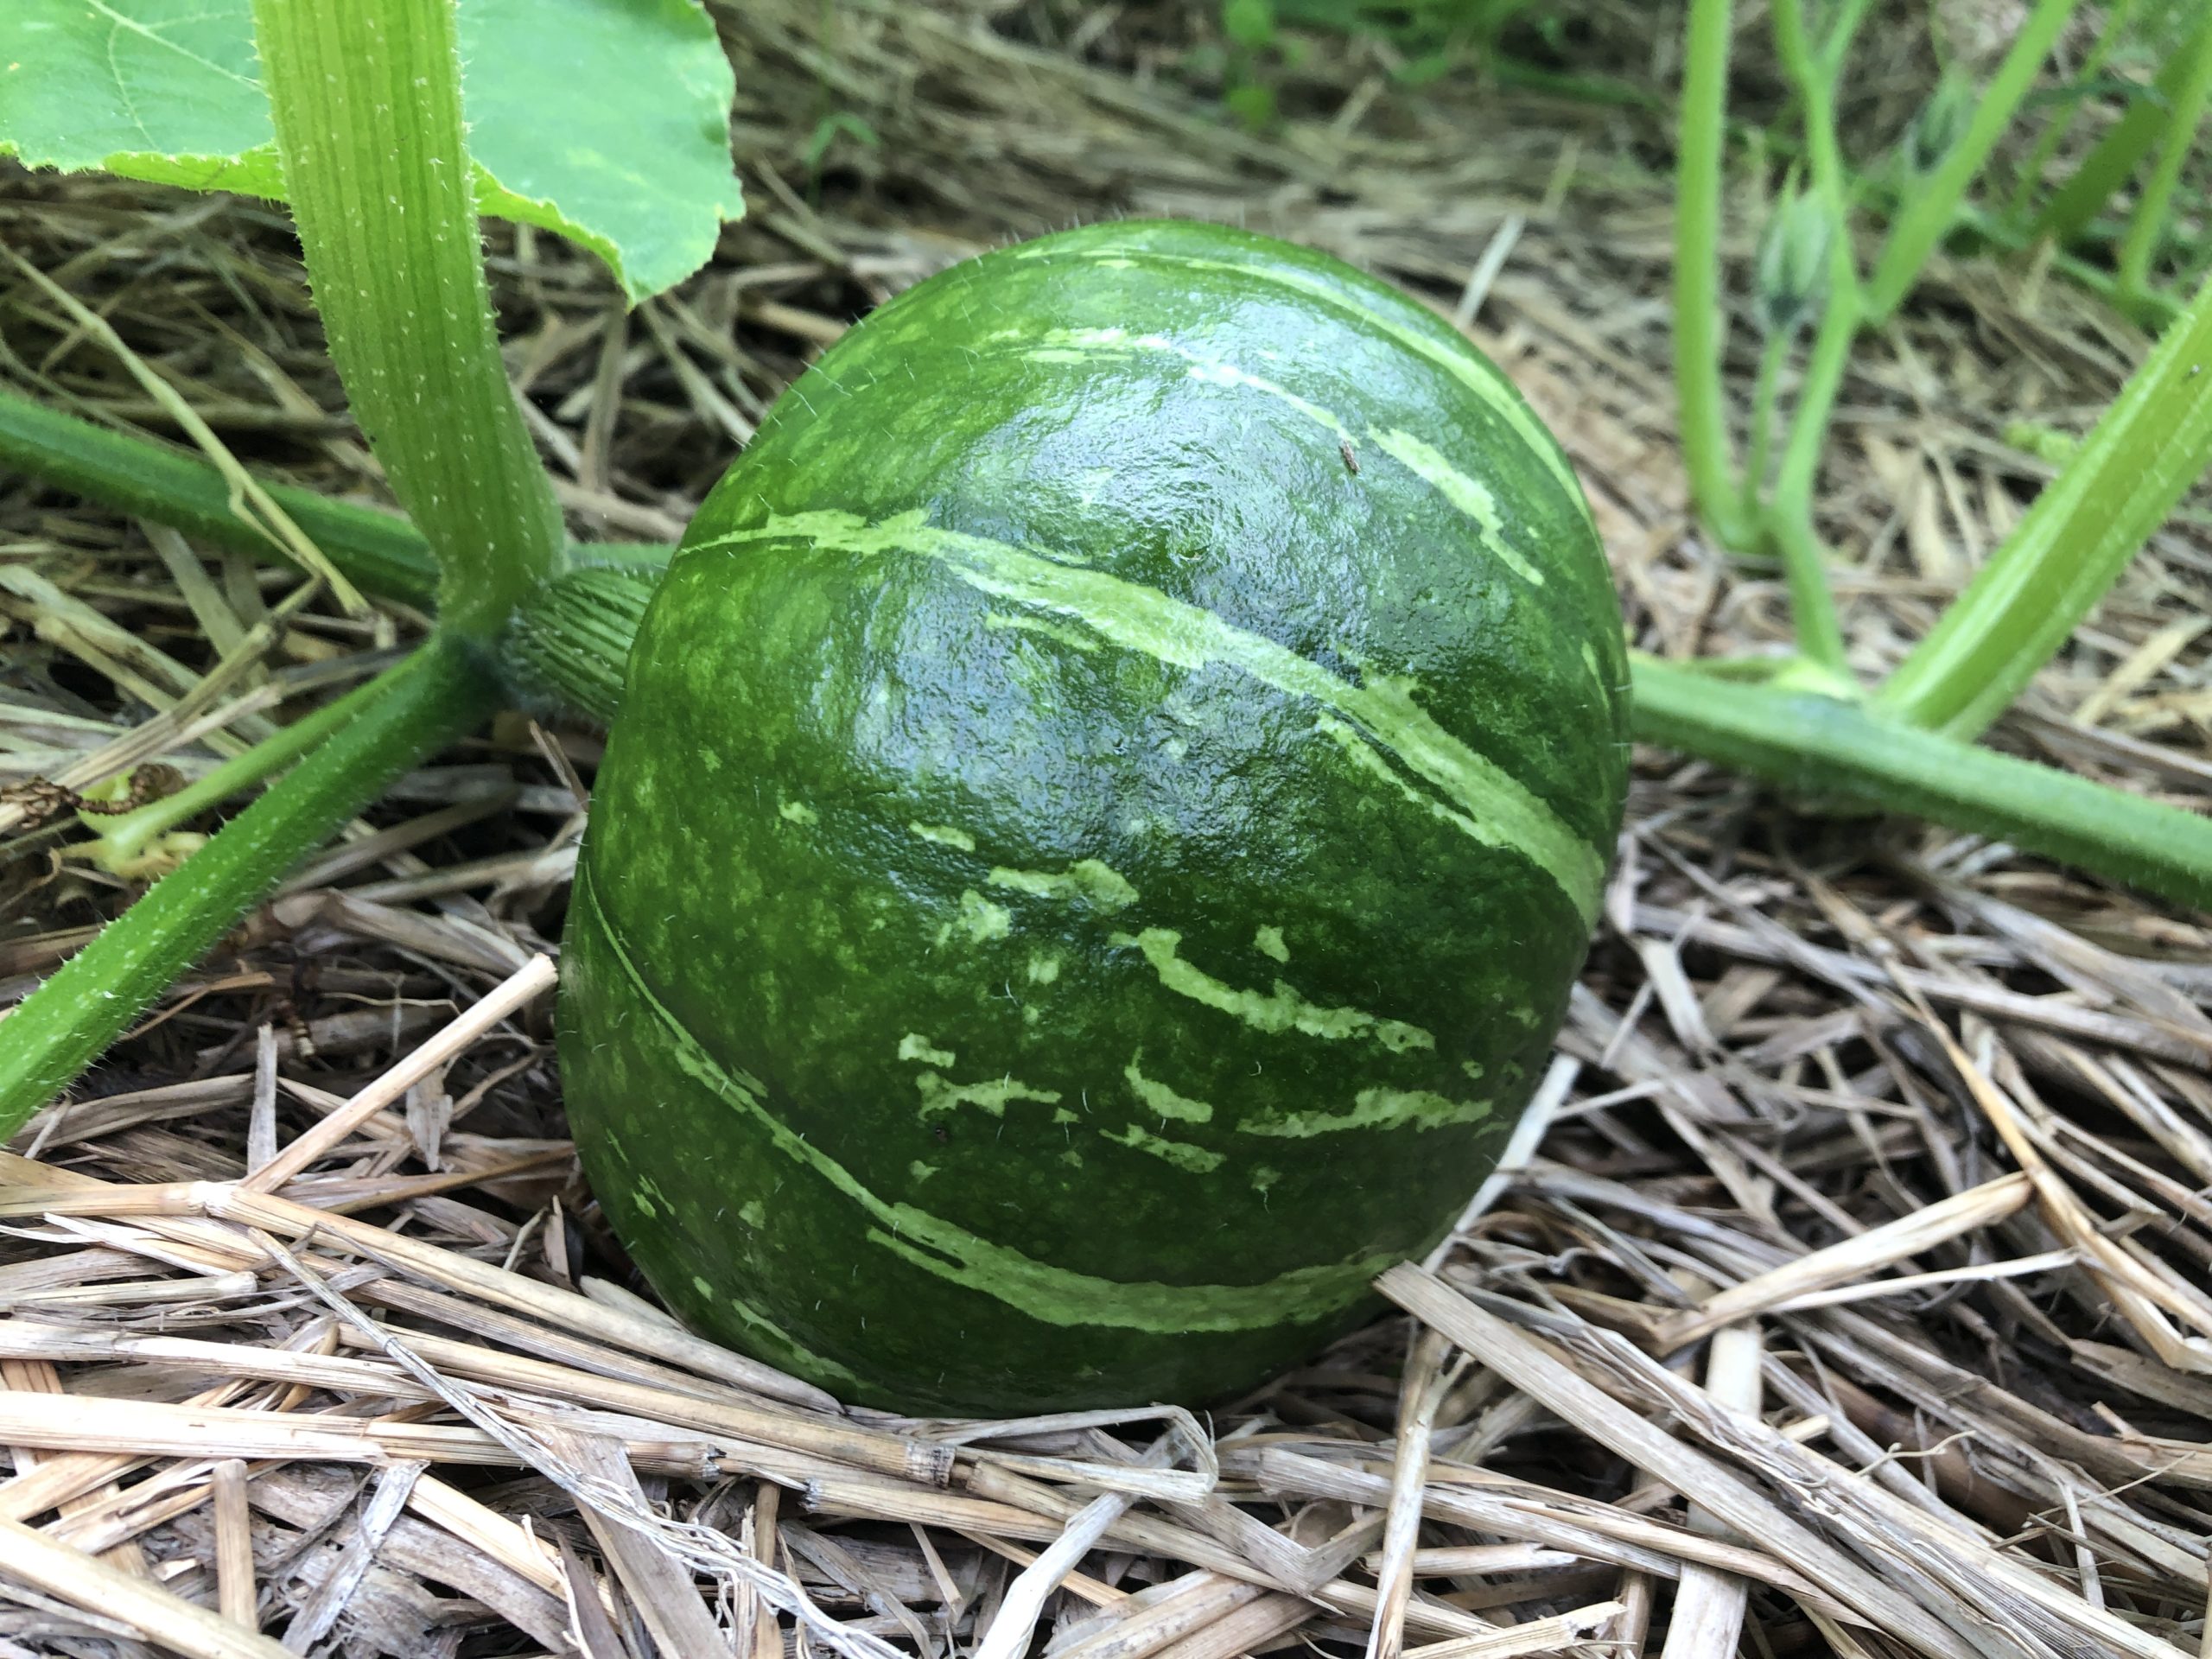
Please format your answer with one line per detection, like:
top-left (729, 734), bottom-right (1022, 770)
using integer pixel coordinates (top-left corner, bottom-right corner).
top-left (0, 643), bottom-right (499, 1125)
top-left (0, 386), bottom-right (439, 609)
top-left (1632, 655), bottom-right (2212, 909)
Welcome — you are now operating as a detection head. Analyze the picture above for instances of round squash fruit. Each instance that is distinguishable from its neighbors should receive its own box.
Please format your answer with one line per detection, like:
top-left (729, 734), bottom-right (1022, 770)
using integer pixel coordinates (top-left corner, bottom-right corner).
top-left (558, 219), bottom-right (1628, 1416)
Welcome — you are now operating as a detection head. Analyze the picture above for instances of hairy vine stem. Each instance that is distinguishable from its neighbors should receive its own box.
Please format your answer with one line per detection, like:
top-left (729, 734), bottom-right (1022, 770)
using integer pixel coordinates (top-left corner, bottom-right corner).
top-left (250, 0), bottom-right (567, 632)
top-left (0, 642), bottom-right (499, 1125)
top-left (1633, 655), bottom-right (2212, 910)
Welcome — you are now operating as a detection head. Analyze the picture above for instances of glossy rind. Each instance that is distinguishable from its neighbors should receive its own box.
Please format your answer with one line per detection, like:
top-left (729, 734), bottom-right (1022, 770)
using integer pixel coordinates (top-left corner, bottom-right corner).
top-left (559, 218), bottom-right (1629, 1414)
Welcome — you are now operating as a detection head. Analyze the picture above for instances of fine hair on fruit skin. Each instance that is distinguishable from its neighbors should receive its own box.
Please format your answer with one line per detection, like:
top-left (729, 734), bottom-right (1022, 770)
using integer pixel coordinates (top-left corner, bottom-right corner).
top-left (556, 216), bottom-right (1629, 1416)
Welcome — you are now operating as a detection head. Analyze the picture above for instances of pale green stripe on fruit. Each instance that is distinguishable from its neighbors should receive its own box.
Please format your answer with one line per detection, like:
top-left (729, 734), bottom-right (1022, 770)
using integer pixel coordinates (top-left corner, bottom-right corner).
top-left (1022, 331), bottom-right (1547, 587)
top-left (717, 1285), bottom-right (864, 1387)
top-left (910, 822), bottom-right (976, 851)
top-left (1365, 427), bottom-right (1543, 586)
top-left (1311, 714), bottom-right (1491, 849)
top-left (986, 613), bottom-right (1103, 652)
top-left (1124, 1052), bottom-right (1214, 1122)
top-left (584, 868), bottom-right (1389, 1332)
top-left (898, 1033), bottom-right (957, 1066)
top-left (1027, 328), bottom-right (1351, 442)
top-left (1013, 245), bottom-right (1586, 513)
top-left (915, 1071), bottom-right (1062, 1118)
top-left (1113, 927), bottom-right (1433, 1054)
top-left (946, 890), bottom-right (1012, 944)
top-left (1106, 1123), bottom-right (1225, 1173)
top-left (988, 859), bottom-right (1139, 909)
top-left (1241, 1085), bottom-right (1495, 1137)
top-left (694, 510), bottom-right (1603, 923)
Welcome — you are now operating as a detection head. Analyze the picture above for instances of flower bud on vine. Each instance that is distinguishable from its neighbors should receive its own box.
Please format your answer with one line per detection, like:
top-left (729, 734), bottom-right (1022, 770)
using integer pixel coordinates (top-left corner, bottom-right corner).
top-left (1756, 188), bottom-right (1832, 335)
top-left (1905, 73), bottom-right (1976, 175)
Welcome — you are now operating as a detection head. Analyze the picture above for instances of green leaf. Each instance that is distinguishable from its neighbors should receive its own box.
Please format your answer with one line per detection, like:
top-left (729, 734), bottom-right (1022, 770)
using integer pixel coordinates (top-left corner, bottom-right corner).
top-left (0, 0), bottom-right (743, 301)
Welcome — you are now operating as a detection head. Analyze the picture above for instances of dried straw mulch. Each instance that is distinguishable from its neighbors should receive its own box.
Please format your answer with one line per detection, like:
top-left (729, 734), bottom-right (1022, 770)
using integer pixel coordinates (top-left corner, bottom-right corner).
top-left (1, 3), bottom-right (2209, 1655)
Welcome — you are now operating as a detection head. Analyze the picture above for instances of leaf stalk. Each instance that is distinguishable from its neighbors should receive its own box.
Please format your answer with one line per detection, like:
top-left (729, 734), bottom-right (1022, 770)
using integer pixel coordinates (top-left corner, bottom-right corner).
top-left (249, 0), bottom-right (567, 634)
top-left (1877, 266), bottom-right (2212, 735)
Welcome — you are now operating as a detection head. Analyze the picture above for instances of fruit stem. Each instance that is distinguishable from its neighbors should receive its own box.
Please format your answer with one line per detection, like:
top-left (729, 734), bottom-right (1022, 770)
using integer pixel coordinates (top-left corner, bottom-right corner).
top-left (500, 559), bottom-right (669, 724)
top-left (1742, 326), bottom-right (1789, 502)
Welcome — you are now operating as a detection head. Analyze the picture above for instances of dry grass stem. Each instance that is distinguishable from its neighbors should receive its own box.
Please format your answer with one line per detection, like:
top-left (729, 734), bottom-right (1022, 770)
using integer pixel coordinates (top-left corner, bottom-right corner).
top-left (1656, 1173), bottom-right (2031, 1350)
top-left (1361, 1328), bottom-right (1451, 1659)
top-left (244, 953), bottom-right (556, 1192)
top-left (1658, 1323), bottom-right (1760, 1659)
top-left (211, 1459), bottom-right (257, 1629)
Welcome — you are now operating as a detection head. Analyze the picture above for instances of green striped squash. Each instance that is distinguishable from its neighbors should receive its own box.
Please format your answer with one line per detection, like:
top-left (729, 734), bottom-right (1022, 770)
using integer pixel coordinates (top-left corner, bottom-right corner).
top-left (558, 219), bottom-right (1627, 1414)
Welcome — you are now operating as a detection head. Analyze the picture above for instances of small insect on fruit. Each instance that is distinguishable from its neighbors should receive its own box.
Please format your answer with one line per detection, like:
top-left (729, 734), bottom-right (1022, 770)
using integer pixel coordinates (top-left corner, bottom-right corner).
top-left (558, 219), bottom-right (1629, 1415)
